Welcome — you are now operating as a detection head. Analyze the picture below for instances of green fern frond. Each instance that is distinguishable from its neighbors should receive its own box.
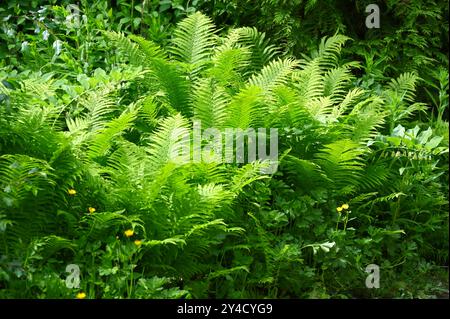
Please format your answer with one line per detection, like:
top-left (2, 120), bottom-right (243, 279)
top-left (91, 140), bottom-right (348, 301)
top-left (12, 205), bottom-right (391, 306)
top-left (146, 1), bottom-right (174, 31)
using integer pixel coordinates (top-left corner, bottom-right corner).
top-left (393, 102), bottom-right (428, 123)
top-left (197, 183), bottom-right (234, 214)
top-left (229, 162), bottom-right (270, 194)
top-left (315, 140), bottom-right (365, 189)
top-left (87, 106), bottom-right (138, 160)
top-left (208, 266), bottom-right (249, 280)
top-left (249, 58), bottom-right (299, 93)
top-left (104, 31), bottom-right (147, 66)
top-left (349, 111), bottom-right (386, 143)
top-left (147, 59), bottom-right (191, 114)
top-left (0, 154), bottom-right (55, 205)
top-left (323, 66), bottom-right (354, 104)
top-left (346, 99), bottom-right (386, 143)
top-left (81, 210), bottom-right (145, 239)
top-left (332, 88), bottom-right (365, 118)
top-left (138, 95), bottom-right (160, 129)
top-left (192, 78), bottom-right (229, 129)
top-left (105, 139), bottom-right (148, 186)
top-left (106, 31), bottom-right (190, 114)
top-left (358, 192), bottom-right (406, 210)
top-left (306, 96), bottom-right (333, 122)
top-left (358, 163), bottom-right (391, 190)
top-left (20, 77), bottom-right (57, 101)
top-left (25, 235), bottom-right (76, 264)
top-left (235, 27), bottom-right (280, 72)
top-left (170, 12), bottom-right (216, 75)
top-left (128, 34), bottom-right (166, 60)
top-left (208, 47), bottom-right (250, 89)
top-left (289, 101), bottom-right (317, 128)
top-left (143, 237), bottom-right (186, 248)
top-left (76, 87), bottom-right (117, 132)
top-left (183, 219), bottom-right (227, 239)
top-left (282, 156), bottom-right (328, 191)
top-left (293, 59), bottom-right (323, 101)
top-left (145, 114), bottom-right (190, 173)
top-left (386, 72), bottom-right (420, 103)
top-left (225, 86), bottom-right (263, 129)
top-left (311, 34), bottom-right (350, 69)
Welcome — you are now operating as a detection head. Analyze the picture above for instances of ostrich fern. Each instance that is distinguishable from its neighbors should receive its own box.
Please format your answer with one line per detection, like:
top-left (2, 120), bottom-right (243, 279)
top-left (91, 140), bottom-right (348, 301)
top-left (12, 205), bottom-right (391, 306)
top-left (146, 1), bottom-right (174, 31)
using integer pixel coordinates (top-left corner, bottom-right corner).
top-left (0, 12), bottom-right (446, 299)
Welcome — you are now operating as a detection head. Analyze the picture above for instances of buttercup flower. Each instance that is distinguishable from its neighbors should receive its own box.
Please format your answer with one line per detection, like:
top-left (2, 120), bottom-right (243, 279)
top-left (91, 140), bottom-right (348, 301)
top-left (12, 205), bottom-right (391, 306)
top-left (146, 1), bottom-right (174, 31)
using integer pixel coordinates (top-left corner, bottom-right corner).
top-left (88, 207), bottom-right (96, 214)
top-left (75, 292), bottom-right (86, 299)
top-left (337, 206), bottom-right (343, 212)
top-left (124, 229), bottom-right (134, 237)
top-left (134, 240), bottom-right (142, 246)
top-left (342, 204), bottom-right (349, 210)
top-left (68, 189), bottom-right (77, 195)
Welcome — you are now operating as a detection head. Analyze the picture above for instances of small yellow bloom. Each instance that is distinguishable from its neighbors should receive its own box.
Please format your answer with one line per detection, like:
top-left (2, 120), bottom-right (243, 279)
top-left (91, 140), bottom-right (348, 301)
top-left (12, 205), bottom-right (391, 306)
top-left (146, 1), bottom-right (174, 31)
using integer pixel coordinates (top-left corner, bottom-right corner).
top-left (88, 207), bottom-right (96, 214)
top-left (124, 229), bottom-right (134, 237)
top-left (336, 206), bottom-right (343, 213)
top-left (68, 189), bottom-right (77, 195)
top-left (134, 240), bottom-right (142, 246)
top-left (75, 292), bottom-right (86, 299)
top-left (342, 204), bottom-right (349, 210)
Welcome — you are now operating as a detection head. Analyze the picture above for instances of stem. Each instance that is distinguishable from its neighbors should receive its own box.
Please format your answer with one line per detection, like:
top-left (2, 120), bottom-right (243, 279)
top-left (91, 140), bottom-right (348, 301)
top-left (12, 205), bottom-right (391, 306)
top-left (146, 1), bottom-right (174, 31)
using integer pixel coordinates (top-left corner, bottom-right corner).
top-left (335, 213), bottom-right (341, 231)
top-left (131, 0), bottom-right (134, 33)
top-left (343, 211), bottom-right (349, 231)
top-left (128, 258), bottom-right (134, 297)
top-left (392, 197), bottom-right (401, 224)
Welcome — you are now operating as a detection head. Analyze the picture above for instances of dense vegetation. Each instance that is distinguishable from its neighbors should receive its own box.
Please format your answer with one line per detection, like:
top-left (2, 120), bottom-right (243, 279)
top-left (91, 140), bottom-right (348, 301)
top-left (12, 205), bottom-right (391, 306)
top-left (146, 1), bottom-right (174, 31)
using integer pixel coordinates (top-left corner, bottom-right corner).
top-left (0, 1), bottom-right (448, 299)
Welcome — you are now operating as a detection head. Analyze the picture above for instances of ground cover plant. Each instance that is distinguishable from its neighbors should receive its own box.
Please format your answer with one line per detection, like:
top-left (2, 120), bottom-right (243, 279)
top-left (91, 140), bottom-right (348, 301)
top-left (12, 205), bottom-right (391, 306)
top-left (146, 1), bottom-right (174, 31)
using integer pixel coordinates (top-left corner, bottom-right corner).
top-left (0, 1), bottom-right (448, 299)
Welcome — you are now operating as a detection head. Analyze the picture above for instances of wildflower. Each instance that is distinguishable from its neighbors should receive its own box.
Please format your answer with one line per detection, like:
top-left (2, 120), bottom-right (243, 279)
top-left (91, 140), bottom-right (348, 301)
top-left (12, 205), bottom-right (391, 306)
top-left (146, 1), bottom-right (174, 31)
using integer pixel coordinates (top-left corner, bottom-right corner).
top-left (88, 207), bottom-right (96, 214)
top-left (68, 189), bottom-right (77, 196)
top-left (75, 292), bottom-right (86, 299)
top-left (342, 204), bottom-right (349, 210)
top-left (124, 229), bottom-right (134, 237)
top-left (134, 240), bottom-right (142, 246)
top-left (336, 206), bottom-right (343, 213)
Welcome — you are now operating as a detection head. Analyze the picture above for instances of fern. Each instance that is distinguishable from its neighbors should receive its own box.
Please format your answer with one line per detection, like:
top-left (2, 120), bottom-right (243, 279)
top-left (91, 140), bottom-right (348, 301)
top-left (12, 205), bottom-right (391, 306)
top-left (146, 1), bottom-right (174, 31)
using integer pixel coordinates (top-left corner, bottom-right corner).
top-left (234, 27), bottom-right (279, 73)
top-left (87, 106), bottom-right (138, 160)
top-left (310, 34), bottom-right (350, 69)
top-left (383, 72), bottom-right (428, 129)
top-left (80, 210), bottom-right (145, 239)
top-left (170, 12), bottom-right (216, 75)
top-left (105, 31), bottom-right (148, 66)
top-left (386, 72), bottom-right (420, 103)
top-left (293, 59), bottom-right (323, 101)
top-left (72, 86), bottom-right (117, 134)
top-left (225, 86), bottom-right (263, 129)
top-left (323, 66), bottom-right (354, 104)
top-left (208, 47), bottom-right (251, 89)
top-left (192, 78), bottom-right (229, 129)
top-left (150, 59), bottom-right (192, 114)
top-left (315, 140), bottom-right (365, 190)
top-left (249, 58), bottom-right (299, 93)
top-left (106, 31), bottom-right (191, 114)
top-left (25, 235), bottom-right (76, 265)
top-left (145, 114), bottom-right (190, 174)
top-left (332, 88), bottom-right (365, 118)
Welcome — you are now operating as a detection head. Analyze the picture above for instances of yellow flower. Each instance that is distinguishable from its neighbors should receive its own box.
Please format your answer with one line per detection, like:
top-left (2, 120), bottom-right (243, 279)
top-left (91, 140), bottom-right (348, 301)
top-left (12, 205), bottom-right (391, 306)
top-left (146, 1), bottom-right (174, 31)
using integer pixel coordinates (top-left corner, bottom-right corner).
top-left (124, 229), bottom-right (134, 237)
top-left (342, 204), bottom-right (349, 210)
top-left (88, 207), bottom-right (96, 214)
top-left (336, 206), bottom-right (343, 213)
top-left (75, 292), bottom-right (86, 299)
top-left (68, 189), bottom-right (77, 196)
top-left (134, 240), bottom-right (142, 246)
